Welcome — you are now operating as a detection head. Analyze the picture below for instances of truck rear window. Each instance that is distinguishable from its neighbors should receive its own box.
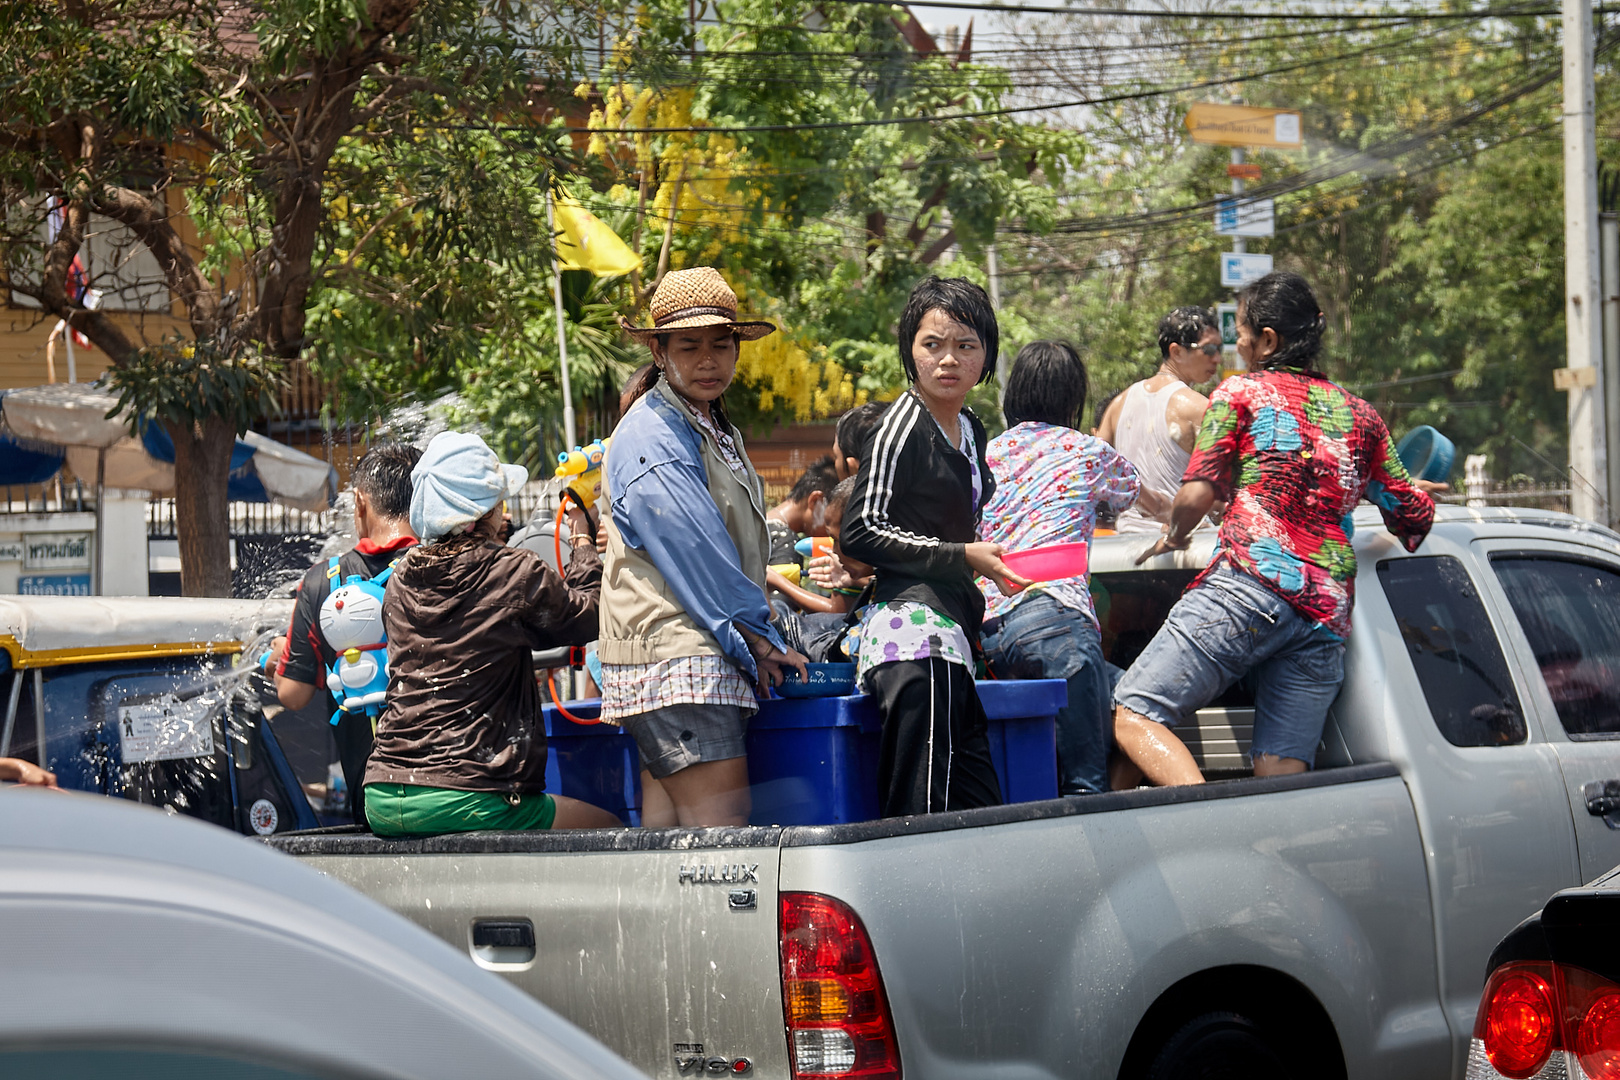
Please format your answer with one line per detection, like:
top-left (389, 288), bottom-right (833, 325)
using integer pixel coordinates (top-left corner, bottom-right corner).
top-left (1093, 569), bottom-right (1253, 711)
top-left (1377, 556), bottom-right (1527, 747)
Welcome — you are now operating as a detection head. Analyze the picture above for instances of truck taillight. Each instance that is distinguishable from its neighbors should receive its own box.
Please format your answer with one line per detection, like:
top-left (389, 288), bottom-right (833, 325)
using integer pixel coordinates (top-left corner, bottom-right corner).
top-left (779, 892), bottom-right (901, 1080)
top-left (1468, 961), bottom-right (1620, 1080)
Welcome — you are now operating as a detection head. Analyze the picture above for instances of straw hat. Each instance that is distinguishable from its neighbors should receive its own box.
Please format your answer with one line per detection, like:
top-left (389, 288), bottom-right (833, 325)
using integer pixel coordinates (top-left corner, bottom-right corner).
top-left (620, 267), bottom-right (776, 343)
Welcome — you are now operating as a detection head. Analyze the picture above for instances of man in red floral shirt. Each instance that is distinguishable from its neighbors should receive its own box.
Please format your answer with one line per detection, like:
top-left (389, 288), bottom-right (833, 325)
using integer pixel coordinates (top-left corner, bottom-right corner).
top-left (1112, 272), bottom-right (1434, 787)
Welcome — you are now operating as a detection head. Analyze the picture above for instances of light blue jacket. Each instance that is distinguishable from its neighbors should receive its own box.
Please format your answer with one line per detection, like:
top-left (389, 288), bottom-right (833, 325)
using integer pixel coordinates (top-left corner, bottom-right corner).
top-left (599, 379), bottom-right (784, 680)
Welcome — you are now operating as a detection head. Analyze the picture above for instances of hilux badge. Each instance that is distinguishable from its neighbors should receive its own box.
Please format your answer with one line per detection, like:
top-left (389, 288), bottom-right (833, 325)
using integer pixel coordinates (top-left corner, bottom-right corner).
top-left (677, 862), bottom-right (759, 884)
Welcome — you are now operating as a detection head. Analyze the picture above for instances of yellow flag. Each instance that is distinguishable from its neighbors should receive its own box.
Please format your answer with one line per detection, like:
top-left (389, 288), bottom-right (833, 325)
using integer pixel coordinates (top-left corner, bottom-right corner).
top-left (553, 191), bottom-right (642, 277)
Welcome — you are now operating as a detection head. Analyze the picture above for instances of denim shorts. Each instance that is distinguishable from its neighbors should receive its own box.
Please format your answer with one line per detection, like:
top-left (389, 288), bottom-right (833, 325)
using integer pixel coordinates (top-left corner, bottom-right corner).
top-left (622, 703), bottom-right (750, 779)
top-left (1112, 566), bottom-right (1345, 765)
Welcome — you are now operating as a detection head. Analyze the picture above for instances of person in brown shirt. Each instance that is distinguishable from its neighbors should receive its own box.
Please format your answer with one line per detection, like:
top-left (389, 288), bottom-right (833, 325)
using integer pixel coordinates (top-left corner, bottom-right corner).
top-left (363, 431), bottom-right (618, 836)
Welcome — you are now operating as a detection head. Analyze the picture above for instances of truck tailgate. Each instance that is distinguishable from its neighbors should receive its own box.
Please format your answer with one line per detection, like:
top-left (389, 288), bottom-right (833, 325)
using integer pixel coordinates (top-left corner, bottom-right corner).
top-left (277, 828), bottom-right (788, 1079)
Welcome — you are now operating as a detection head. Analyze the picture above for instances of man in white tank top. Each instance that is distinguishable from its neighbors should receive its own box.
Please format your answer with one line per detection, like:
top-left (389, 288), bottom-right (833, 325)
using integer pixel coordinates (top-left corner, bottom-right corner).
top-left (1096, 306), bottom-right (1221, 533)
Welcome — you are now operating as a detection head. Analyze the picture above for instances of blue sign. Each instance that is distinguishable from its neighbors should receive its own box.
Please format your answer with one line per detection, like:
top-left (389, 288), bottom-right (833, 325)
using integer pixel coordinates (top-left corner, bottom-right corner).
top-left (19, 574), bottom-right (91, 597)
top-left (1220, 252), bottom-right (1273, 289)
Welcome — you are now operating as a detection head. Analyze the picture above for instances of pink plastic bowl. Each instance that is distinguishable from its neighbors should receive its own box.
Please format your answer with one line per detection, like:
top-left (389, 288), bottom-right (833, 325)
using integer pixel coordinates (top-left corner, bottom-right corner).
top-left (1002, 542), bottom-right (1089, 582)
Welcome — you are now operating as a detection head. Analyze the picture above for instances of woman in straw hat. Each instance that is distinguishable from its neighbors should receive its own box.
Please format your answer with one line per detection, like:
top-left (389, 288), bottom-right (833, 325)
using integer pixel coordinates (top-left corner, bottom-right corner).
top-left (597, 267), bottom-right (808, 827)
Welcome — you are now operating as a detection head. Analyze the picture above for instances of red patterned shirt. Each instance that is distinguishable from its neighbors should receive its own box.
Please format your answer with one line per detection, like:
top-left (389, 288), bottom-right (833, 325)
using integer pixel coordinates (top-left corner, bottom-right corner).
top-left (1184, 369), bottom-right (1434, 638)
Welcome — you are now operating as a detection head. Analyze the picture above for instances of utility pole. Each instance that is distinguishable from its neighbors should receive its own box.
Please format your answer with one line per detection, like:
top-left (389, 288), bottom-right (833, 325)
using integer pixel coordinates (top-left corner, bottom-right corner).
top-left (1602, 191), bottom-right (1619, 515)
top-left (988, 244), bottom-right (1008, 391)
top-left (1230, 147), bottom-right (1246, 259)
top-left (1563, 0), bottom-right (1607, 521)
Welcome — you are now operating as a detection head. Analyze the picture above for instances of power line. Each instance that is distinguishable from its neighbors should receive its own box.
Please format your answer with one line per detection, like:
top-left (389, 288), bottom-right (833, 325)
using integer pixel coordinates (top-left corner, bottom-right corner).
top-left (565, 23), bottom-right (1453, 134)
top-left (811, 0), bottom-right (1593, 20)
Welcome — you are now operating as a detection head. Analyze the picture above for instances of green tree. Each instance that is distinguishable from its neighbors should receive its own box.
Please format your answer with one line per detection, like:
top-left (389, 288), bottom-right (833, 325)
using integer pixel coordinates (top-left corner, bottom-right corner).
top-left (0, 0), bottom-right (588, 592)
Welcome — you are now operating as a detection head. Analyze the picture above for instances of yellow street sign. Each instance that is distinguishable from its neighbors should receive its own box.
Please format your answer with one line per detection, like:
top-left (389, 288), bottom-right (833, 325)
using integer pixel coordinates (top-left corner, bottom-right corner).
top-left (1184, 103), bottom-right (1302, 149)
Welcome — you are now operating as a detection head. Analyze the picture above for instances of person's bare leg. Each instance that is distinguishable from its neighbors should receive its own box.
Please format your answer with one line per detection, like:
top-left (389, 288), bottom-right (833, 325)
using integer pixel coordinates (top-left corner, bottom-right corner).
top-left (1252, 753), bottom-right (1307, 778)
top-left (657, 758), bottom-right (752, 827)
top-left (640, 771), bottom-right (677, 827)
top-left (1108, 750), bottom-right (1144, 792)
top-left (550, 795), bottom-right (623, 829)
top-left (1113, 706), bottom-right (1204, 787)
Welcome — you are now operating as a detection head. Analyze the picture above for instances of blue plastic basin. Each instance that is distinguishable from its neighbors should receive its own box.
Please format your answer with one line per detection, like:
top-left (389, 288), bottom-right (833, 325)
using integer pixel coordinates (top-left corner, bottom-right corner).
top-left (1396, 425), bottom-right (1455, 483)
top-left (774, 662), bottom-right (857, 698)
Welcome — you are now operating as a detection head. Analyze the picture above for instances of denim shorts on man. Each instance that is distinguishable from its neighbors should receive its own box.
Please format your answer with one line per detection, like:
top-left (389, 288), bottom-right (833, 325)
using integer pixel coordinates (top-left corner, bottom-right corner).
top-left (1112, 564), bottom-right (1346, 765)
top-left (982, 592), bottom-right (1113, 795)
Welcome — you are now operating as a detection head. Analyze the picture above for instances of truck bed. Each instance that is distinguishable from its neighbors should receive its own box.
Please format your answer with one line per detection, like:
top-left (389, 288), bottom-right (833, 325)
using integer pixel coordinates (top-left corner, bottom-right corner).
top-left (271, 761), bottom-right (1436, 1079)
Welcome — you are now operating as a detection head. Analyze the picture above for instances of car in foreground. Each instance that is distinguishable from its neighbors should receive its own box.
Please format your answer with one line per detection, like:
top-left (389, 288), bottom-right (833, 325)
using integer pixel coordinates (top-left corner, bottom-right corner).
top-left (0, 784), bottom-right (651, 1080)
top-left (1469, 861), bottom-right (1620, 1080)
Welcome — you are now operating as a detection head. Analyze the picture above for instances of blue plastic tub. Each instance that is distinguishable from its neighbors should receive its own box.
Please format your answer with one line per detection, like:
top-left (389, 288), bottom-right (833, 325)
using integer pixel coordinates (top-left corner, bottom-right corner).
top-left (1396, 425), bottom-right (1455, 483)
top-left (977, 679), bottom-right (1065, 804)
top-left (746, 695), bottom-right (882, 825)
top-left (775, 662), bottom-right (858, 698)
top-left (746, 679), bottom-right (1066, 826)
top-left (541, 699), bottom-right (640, 825)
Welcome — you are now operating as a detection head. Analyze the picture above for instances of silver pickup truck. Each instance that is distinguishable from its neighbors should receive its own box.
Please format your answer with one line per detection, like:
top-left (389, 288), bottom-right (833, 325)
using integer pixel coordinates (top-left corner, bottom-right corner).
top-left (270, 506), bottom-right (1620, 1080)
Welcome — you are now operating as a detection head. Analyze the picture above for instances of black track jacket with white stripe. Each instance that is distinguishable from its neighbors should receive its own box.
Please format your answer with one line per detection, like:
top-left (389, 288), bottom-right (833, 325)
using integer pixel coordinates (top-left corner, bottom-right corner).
top-left (841, 388), bottom-right (996, 638)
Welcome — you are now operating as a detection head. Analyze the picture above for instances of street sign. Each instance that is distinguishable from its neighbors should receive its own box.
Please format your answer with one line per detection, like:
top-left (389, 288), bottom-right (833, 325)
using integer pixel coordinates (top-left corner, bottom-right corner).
top-left (24, 532), bottom-right (89, 570)
top-left (1220, 252), bottom-right (1273, 289)
top-left (1217, 302), bottom-right (1238, 346)
top-left (1215, 198), bottom-right (1275, 237)
top-left (1185, 103), bottom-right (1303, 149)
top-left (1226, 162), bottom-right (1261, 180)
top-left (19, 574), bottom-right (90, 596)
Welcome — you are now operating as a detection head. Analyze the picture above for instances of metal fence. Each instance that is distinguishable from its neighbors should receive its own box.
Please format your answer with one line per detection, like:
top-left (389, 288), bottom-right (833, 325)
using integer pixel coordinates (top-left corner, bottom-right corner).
top-left (1441, 481), bottom-right (1574, 514)
top-left (146, 498), bottom-right (341, 538)
top-left (0, 479), bottom-right (90, 515)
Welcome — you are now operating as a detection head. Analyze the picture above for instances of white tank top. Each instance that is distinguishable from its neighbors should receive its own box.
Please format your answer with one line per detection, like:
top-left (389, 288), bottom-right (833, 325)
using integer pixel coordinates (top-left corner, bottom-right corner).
top-left (1114, 378), bottom-right (1191, 534)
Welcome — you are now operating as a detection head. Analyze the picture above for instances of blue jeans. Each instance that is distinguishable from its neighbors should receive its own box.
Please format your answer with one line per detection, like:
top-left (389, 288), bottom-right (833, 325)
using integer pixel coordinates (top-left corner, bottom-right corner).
top-left (982, 593), bottom-right (1113, 795)
top-left (1112, 566), bottom-right (1346, 765)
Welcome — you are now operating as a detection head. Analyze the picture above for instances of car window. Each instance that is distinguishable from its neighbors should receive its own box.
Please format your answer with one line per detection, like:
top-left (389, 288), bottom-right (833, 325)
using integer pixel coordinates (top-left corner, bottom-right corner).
top-left (1493, 556), bottom-right (1620, 737)
top-left (1377, 556), bottom-right (1527, 747)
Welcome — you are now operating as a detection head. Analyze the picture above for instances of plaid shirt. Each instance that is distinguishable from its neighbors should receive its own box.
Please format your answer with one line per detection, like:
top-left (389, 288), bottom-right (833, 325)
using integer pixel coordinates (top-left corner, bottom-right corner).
top-left (599, 654), bottom-right (759, 722)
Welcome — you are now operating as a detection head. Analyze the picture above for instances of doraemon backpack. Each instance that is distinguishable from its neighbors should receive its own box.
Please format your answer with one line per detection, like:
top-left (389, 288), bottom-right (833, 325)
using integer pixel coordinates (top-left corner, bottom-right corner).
top-left (317, 556), bottom-right (398, 728)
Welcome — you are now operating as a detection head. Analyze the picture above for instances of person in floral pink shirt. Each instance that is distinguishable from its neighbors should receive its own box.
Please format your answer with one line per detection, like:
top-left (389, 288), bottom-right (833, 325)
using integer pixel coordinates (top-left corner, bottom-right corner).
top-left (980, 341), bottom-right (1141, 794)
top-left (1113, 272), bottom-right (1434, 787)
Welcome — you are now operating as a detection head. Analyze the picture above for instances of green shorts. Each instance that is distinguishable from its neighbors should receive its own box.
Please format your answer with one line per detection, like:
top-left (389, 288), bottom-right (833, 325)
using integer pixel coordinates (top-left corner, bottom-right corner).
top-left (363, 782), bottom-right (557, 837)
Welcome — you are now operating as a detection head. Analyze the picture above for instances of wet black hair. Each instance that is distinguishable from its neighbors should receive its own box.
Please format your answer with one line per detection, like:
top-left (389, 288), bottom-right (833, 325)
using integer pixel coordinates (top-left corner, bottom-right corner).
top-left (834, 401), bottom-right (891, 464)
top-left (1237, 270), bottom-right (1327, 374)
top-left (352, 442), bottom-right (422, 520)
top-left (788, 455), bottom-right (838, 504)
top-left (827, 475), bottom-right (859, 520)
top-left (1002, 341), bottom-right (1089, 430)
top-left (1157, 306), bottom-right (1219, 358)
top-left (896, 276), bottom-right (999, 385)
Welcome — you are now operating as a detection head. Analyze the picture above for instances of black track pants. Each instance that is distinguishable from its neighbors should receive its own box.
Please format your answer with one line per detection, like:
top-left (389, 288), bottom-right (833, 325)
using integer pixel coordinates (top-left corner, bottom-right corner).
top-left (334, 712), bottom-right (374, 824)
top-left (866, 658), bottom-right (1003, 817)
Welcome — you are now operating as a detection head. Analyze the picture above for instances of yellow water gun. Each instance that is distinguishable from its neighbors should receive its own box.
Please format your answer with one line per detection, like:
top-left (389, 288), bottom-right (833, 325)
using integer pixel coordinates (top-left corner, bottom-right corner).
top-left (555, 437), bottom-right (610, 511)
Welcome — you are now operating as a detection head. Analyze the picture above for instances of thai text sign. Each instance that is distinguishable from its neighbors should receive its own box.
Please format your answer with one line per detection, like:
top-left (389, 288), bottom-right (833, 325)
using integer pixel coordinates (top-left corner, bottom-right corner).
top-left (118, 694), bottom-right (217, 764)
top-left (19, 574), bottom-right (91, 596)
top-left (24, 532), bottom-right (90, 570)
top-left (1185, 103), bottom-right (1302, 149)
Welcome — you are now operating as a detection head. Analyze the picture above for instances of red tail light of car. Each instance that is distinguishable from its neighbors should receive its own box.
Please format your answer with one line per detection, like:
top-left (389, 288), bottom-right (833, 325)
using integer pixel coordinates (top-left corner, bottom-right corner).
top-left (1471, 961), bottom-right (1620, 1080)
top-left (779, 892), bottom-right (901, 1080)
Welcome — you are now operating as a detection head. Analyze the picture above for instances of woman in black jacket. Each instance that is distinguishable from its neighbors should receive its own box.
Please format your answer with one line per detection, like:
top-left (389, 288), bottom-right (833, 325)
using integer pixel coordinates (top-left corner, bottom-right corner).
top-left (841, 277), bottom-right (1031, 817)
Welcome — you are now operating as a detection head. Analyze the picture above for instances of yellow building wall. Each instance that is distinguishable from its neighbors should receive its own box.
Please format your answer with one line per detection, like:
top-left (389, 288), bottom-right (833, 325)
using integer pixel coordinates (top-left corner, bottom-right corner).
top-left (0, 308), bottom-right (192, 391)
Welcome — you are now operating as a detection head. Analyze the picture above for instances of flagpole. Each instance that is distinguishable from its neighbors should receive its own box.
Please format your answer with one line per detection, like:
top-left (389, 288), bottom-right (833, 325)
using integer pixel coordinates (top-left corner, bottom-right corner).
top-left (546, 187), bottom-right (577, 449)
